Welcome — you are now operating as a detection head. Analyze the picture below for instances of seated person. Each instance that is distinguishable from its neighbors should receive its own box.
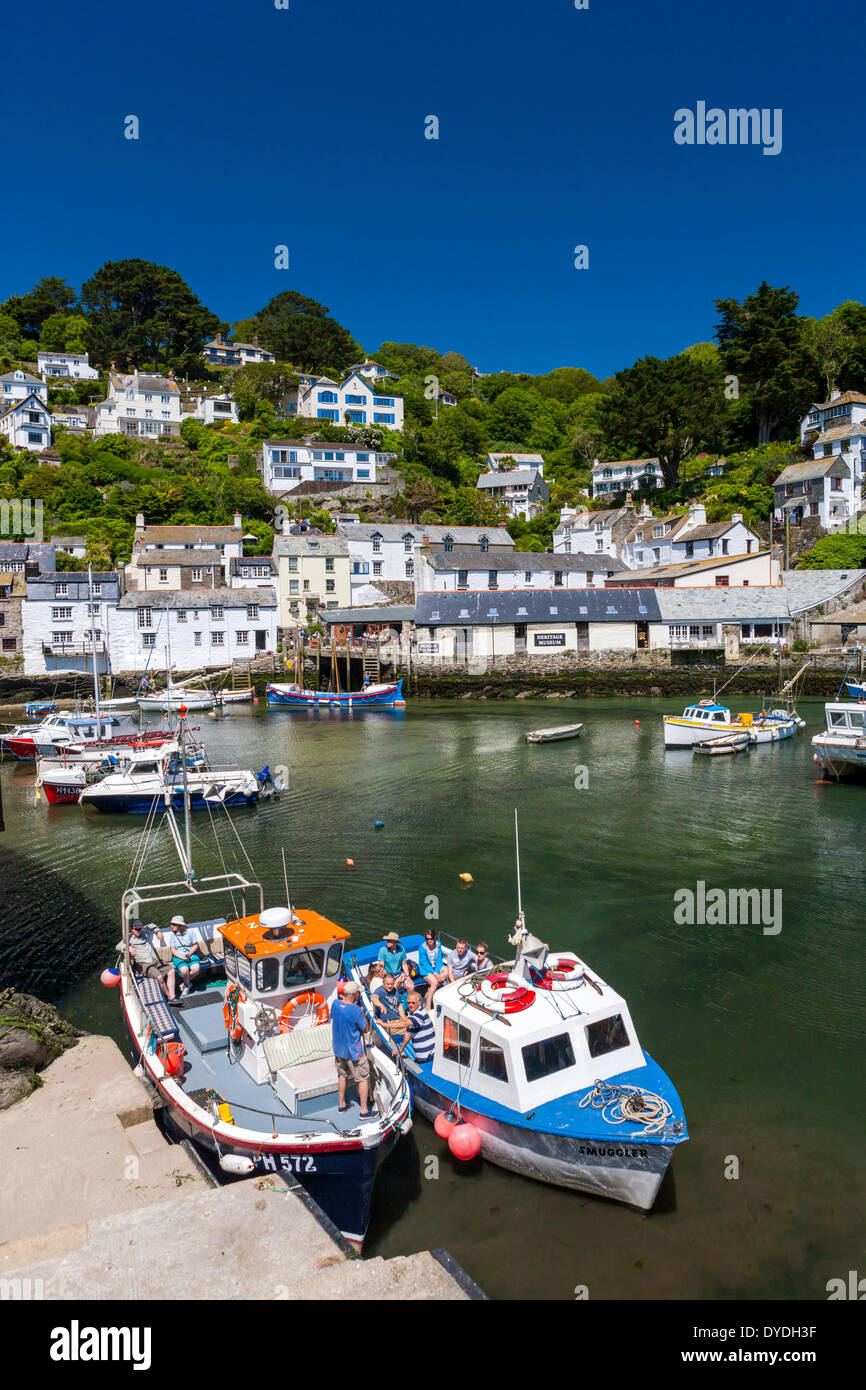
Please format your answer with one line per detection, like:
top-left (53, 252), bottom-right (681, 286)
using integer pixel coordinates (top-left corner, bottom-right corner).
top-left (474, 941), bottom-right (493, 974)
top-left (377, 932), bottom-right (413, 993)
top-left (397, 991), bottom-right (436, 1065)
top-left (167, 914), bottom-right (201, 997)
top-left (365, 961), bottom-right (386, 995)
top-left (370, 972), bottom-right (409, 1045)
top-left (117, 919), bottom-right (176, 1001)
top-left (417, 928), bottom-right (448, 1009)
top-left (446, 937), bottom-right (477, 983)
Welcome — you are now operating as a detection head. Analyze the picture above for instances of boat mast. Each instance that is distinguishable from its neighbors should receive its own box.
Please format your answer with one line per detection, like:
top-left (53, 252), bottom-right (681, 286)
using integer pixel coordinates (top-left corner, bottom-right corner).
top-left (179, 706), bottom-right (193, 886)
top-left (87, 564), bottom-right (103, 735)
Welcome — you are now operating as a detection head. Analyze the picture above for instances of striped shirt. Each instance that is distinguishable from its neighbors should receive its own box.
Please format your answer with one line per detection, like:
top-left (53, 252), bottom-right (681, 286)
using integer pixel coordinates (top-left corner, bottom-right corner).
top-left (406, 1005), bottom-right (435, 1062)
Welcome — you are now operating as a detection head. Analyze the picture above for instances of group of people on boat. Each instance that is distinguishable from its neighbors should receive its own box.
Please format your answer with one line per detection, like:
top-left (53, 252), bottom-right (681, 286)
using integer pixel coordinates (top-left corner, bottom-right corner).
top-left (358, 928), bottom-right (492, 1060)
top-left (119, 914), bottom-right (204, 1000)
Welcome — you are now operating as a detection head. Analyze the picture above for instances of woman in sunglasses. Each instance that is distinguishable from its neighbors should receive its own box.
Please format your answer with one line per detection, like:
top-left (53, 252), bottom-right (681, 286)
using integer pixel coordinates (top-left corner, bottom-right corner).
top-left (417, 928), bottom-right (448, 1009)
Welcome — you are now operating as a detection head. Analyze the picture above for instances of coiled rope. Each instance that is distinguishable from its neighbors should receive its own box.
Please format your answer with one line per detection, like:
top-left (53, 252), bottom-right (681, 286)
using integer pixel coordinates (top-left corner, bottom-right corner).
top-left (578, 1079), bottom-right (675, 1137)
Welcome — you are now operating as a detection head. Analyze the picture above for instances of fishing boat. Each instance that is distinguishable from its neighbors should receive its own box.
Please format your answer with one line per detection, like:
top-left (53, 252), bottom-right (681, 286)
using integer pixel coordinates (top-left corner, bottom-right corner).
top-left (30, 711), bottom-right (148, 758)
top-left (79, 739), bottom-right (273, 813)
top-left (1, 711), bottom-right (72, 759)
top-left (811, 702), bottom-right (866, 779)
top-left (266, 678), bottom-right (404, 709)
top-left (113, 728), bottom-right (411, 1246)
top-left (663, 701), bottom-right (750, 748)
top-left (24, 700), bottom-right (57, 719)
top-left (747, 710), bottom-right (801, 744)
top-left (36, 733), bottom-right (176, 805)
top-left (347, 816), bottom-right (687, 1212)
top-left (138, 683), bottom-right (215, 714)
top-left (525, 723), bottom-right (584, 743)
top-left (694, 732), bottom-right (750, 755)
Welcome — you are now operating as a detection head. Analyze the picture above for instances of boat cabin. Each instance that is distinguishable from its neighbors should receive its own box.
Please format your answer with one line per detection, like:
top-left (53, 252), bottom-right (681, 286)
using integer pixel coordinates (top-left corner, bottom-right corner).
top-left (822, 702), bottom-right (866, 734)
top-left (680, 702), bottom-right (733, 726)
top-left (431, 970), bottom-right (646, 1115)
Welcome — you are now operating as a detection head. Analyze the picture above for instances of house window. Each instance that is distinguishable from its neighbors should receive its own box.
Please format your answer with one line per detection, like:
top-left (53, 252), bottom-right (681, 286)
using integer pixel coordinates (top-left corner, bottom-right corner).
top-left (596, 538), bottom-right (604, 551)
top-left (55, 584), bottom-right (68, 598)
top-left (288, 556), bottom-right (298, 571)
top-left (325, 557), bottom-right (334, 572)
top-left (212, 631), bottom-right (224, 646)
top-left (2, 637), bottom-right (15, 651)
top-left (372, 562), bottom-right (382, 577)
top-left (405, 559), bottom-right (414, 578)
top-left (289, 580), bottom-right (299, 594)
top-left (194, 631), bottom-right (202, 645)
top-left (247, 605), bottom-right (259, 621)
top-left (443, 535), bottom-right (454, 552)
top-left (488, 570), bottom-right (498, 589)
top-left (142, 633), bottom-right (155, 648)
top-left (52, 607), bottom-right (72, 620)
top-left (159, 567), bottom-right (168, 583)
top-left (684, 542), bottom-right (694, 559)
top-left (715, 575), bottom-right (730, 587)
top-left (91, 582), bottom-right (101, 596)
top-left (236, 630), bottom-right (249, 644)
top-left (524, 571), bottom-right (532, 584)
top-left (457, 570), bottom-right (468, 589)
top-left (325, 579), bottom-right (335, 593)
top-left (554, 571), bottom-right (563, 587)
top-left (52, 631), bottom-right (73, 645)
top-left (212, 606), bottom-right (223, 621)
top-left (371, 535), bottom-right (382, 553)
top-left (191, 567), bottom-right (202, 582)
top-left (721, 539), bottom-right (729, 555)
top-left (177, 610), bottom-right (187, 622)
top-left (138, 608), bottom-right (152, 629)
top-left (479, 536), bottom-right (489, 552)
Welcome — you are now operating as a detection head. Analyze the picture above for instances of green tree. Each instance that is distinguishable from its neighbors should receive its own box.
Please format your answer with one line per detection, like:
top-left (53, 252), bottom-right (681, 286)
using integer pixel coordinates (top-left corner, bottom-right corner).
top-left (2, 277), bottom-right (78, 336)
top-left (242, 291), bottom-right (360, 374)
top-left (80, 259), bottom-right (224, 370)
top-left (230, 362), bottom-right (300, 420)
top-left (714, 281), bottom-right (809, 445)
top-left (599, 352), bottom-right (728, 488)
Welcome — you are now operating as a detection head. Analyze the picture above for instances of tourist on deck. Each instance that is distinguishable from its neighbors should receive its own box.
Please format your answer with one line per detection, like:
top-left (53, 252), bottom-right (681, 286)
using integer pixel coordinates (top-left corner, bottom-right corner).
top-left (167, 914), bottom-right (201, 997)
top-left (446, 937), bottom-right (477, 983)
top-left (474, 942), bottom-right (492, 974)
top-left (371, 972), bottom-right (410, 1045)
top-left (417, 929), bottom-right (448, 1009)
top-left (398, 992), bottom-right (436, 1064)
top-left (365, 962), bottom-right (386, 994)
top-left (332, 981), bottom-right (375, 1117)
top-left (117, 919), bottom-right (176, 1001)
top-left (377, 931), bottom-right (413, 991)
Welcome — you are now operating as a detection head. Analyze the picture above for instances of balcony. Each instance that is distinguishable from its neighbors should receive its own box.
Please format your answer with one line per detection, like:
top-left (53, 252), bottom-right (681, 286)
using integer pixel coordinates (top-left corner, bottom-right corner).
top-left (42, 640), bottom-right (105, 655)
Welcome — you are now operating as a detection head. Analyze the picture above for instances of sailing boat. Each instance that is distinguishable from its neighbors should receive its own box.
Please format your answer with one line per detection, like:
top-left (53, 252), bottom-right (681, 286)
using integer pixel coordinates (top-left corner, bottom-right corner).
top-left (112, 724), bottom-right (411, 1246)
top-left (346, 812), bottom-right (688, 1211)
top-left (136, 602), bottom-right (215, 712)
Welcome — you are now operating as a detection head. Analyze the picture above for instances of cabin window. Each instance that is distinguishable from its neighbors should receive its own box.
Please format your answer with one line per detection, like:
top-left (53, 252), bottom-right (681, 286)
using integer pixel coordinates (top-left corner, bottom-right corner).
top-left (443, 1017), bottom-right (472, 1066)
top-left (586, 1013), bottom-right (630, 1059)
top-left (829, 709), bottom-right (850, 728)
top-left (847, 710), bottom-right (866, 729)
top-left (223, 942), bottom-right (237, 978)
top-left (255, 957), bottom-right (279, 992)
top-left (712, 712), bottom-right (726, 722)
top-left (522, 1033), bottom-right (576, 1083)
top-left (325, 942), bottom-right (343, 977)
top-left (236, 953), bottom-right (252, 990)
top-left (478, 1033), bottom-right (508, 1082)
top-left (283, 947), bottom-right (324, 987)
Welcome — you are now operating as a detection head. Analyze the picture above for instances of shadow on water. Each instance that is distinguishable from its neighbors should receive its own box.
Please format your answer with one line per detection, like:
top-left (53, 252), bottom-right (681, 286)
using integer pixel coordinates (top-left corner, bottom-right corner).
top-left (0, 847), bottom-right (112, 1001)
top-left (365, 1130), bottom-right (424, 1248)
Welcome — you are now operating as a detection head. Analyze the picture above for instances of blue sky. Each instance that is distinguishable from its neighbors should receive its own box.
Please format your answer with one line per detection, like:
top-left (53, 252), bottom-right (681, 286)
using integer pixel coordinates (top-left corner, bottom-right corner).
top-left (6, 0), bottom-right (863, 379)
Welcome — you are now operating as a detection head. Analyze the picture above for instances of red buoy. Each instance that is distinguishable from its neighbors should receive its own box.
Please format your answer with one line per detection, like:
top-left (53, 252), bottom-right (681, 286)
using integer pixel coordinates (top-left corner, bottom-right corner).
top-left (449, 1121), bottom-right (482, 1161)
top-left (635, 719), bottom-right (640, 726)
top-left (101, 967), bottom-right (120, 987)
top-left (433, 1110), bottom-right (457, 1141)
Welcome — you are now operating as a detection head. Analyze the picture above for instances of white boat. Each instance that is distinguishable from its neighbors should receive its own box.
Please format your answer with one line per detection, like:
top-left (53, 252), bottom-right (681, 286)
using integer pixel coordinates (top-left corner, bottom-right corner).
top-left (811, 702), bottom-right (866, 779)
top-left (748, 709), bottom-right (802, 744)
top-left (525, 723), bottom-right (584, 743)
top-left (138, 686), bottom-right (215, 713)
top-left (694, 732), bottom-right (750, 755)
top-left (663, 701), bottom-right (750, 747)
top-left (79, 739), bottom-right (268, 813)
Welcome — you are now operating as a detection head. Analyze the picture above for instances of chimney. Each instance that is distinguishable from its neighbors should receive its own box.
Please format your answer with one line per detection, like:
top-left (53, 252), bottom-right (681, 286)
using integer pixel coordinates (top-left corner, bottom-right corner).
top-left (234, 513), bottom-right (242, 530)
top-left (831, 389), bottom-right (841, 401)
top-left (135, 512), bottom-right (145, 531)
top-left (731, 512), bottom-right (743, 524)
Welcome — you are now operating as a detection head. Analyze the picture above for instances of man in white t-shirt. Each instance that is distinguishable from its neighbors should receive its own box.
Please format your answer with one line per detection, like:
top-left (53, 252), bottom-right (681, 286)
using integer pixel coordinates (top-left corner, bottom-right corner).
top-left (446, 938), bottom-right (477, 982)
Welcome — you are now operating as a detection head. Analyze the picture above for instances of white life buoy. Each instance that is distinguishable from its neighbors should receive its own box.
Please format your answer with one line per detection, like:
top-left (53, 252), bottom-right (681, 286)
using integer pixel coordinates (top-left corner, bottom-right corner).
top-left (532, 954), bottom-right (586, 991)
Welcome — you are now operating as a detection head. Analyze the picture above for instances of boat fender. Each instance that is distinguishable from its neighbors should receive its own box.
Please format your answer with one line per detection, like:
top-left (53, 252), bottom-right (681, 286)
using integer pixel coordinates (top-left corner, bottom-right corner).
top-left (280, 991), bottom-right (329, 1031)
top-left (101, 967), bottom-right (121, 987)
top-left (219, 1153), bottom-right (255, 1175)
top-left (459, 872), bottom-right (473, 884)
top-left (449, 1121), bottom-right (481, 1161)
top-left (434, 1110), bottom-right (458, 1140)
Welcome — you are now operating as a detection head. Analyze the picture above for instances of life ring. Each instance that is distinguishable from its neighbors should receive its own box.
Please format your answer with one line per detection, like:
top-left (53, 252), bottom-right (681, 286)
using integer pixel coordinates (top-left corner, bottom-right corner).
top-left (531, 954), bottom-right (586, 992)
top-left (478, 971), bottom-right (535, 1014)
top-left (280, 991), bottom-right (329, 1031)
top-left (223, 983), bottom-right (243, 1041)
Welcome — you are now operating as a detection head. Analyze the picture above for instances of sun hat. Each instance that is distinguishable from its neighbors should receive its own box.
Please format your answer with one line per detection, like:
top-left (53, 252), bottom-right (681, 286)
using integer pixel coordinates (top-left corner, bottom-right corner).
top-left (383, 931), bottom-right (400, 944)
top-left (170, 914), bottom-right (186, 928)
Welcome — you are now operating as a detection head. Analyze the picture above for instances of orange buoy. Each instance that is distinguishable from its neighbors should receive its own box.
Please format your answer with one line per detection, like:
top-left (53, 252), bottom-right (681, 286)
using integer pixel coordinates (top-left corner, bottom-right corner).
top-left (635, 719), bottom-right (640, 726)
top-left (449, 1121), bottom-right (482, 1160)
top-left (434, 1110), bottom-right (457, 1140)
top-left (101, 967), bottom-right (121, 987)
top-left (459, 872), bottom-right (473, 884)
top-left (345, 858), bottom-right (355, 868)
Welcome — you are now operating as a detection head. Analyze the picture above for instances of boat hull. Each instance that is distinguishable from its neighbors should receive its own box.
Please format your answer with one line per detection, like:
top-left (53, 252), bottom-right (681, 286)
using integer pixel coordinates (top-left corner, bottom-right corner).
top-left (663, 717), bottom-right (748, 748)
top-left (82, 787), bottom-right (260, 813)
top-left (41, 777), bottom-right (87, 805)
top-left (411, 1074), bottom-right (675, 1211)
top-left (812, 737), bottom-right (866, 780)
top-left (526, 725), bottom-right (584, 743)
top-left (1, 736), bottom-right (38, 759)
top-left (267, 680), bottom-right (403, 709)
top-left (749, 719), bottom-right (797, 744)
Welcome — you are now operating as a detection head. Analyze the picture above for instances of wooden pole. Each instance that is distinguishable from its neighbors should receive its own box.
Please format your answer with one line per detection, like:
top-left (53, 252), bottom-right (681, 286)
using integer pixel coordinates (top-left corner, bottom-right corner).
top-left (346, 638), bottom-right (351, 694)
top-left (331, 631), bottom-right (341, 694)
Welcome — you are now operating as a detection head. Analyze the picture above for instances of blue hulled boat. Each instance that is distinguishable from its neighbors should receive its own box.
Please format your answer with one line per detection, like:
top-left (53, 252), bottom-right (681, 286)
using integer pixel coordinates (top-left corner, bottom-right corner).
top-left (267, 678), bottom-right (404, 709)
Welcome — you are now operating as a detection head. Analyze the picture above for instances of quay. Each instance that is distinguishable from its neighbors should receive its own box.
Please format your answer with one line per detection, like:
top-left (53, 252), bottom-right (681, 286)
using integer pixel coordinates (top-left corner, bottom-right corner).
top-left (0, 1034), bottom-right (482, 1301)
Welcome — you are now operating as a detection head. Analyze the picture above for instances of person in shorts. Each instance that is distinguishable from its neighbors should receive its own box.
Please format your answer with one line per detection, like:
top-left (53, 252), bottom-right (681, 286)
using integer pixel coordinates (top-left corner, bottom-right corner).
top-left (332, 981), bottom-right (376, 1117)
top-left (117, 919), bottom-right (176, 1001)
top-left (167, 914), bottom-right (201, 996)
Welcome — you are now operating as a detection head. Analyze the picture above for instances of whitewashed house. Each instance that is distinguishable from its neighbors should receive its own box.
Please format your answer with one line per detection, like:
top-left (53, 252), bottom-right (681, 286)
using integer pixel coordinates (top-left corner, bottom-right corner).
top-left (108, 589), bottom-right (278, 672)
top-left (128, 516), bottom-right (244, 588)
top-left (0, 393), bottom-right (52, 451)
top-left (94, 371), bottom-right (183, 439)
top-left (799, 389), bottom-right (866, 449)
top-left (262, 439), bottom-right (394, 494)
top-left (476, 468), bottom-right (549, 519)
top-left (2, 370), bottom-right (48, 407)
top-left (22, 570), bottom-right (121, 676)
top-left (553, 505), bottom-right (636, 559)
top-left (184, 392), bottom-right (239, 426)
top-left (229, 556), bottom-right (277, 590)
top-left (485, 452), bottom-right (545, 475)
top-left (51, 405), bottom-right (95, 435)
top-left (51, 535), bottom-right (87, 560)
top-left (37, 350), bottom-right (98, 381)
top-left (349, 360), bottom-right (398, 384)
top-left (336, 522), bottom-right (515, 595)
top-left (283, 372), bottom-right (405, 431)
top-left (592, 457), bottom-right (663, 498)
top-left (416, 550), bottom-right (627, 592)
top-left (203, 334), bottom-right (275, 367)
top-left (773, 458), bottom-right (860, 531)
top-left (623, 502), bottom-right (760, 569)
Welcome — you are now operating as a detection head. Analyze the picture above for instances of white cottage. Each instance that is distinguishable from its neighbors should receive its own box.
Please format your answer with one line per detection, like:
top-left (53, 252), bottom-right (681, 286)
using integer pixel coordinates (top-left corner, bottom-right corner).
top-left (108, 589), bottom-right (278, 673)
top-left (37, 350), bottom-right (98, 381)
top-left (0, 393), bottom-right (52, 451)
top-left (285, 372), bottom-right (405, 431)
top-left (262, 439), bottom-right (394, 495)
top-left (94, 371), bottom-right (183, 439)
top-left (22, 570), bottom-right (121, 676)
top-left (1, 370), bottom-right (48, 408)
top-left (337, 522), bottom-right (515, 595)
top-left (415, 550), bottom-right (627, 592)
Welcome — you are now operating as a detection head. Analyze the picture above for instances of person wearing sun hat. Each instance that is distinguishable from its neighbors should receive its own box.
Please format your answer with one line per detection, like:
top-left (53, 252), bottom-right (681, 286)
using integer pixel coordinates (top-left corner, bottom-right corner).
top-left (167, 914), bottom-right (201, 997)
top-left (377, 930), bottom-right (412, 997)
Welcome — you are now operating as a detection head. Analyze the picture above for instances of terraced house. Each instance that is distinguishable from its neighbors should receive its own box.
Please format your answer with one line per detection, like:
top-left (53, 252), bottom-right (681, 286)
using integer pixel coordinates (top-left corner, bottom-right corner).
top-left (94, 370), bottom-right (183, 439)
top-left (22, 570), bottom-right (121, 676)
top-left (273, 534), bottom-right (351, 629)
top-left (108, 590), bottom-right (277, 671)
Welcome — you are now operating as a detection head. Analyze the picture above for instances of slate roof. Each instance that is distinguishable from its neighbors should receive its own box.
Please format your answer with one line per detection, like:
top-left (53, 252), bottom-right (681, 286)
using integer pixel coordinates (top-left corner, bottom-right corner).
top-left (229, 557), bottom-right (277, 576)
top-left (487, 453), bottom-right (545, 466)
top-left (116, 588), bottom-right (276, 610)
top-left (780, 569), bottom-right (866, 614)
top-left (138, 549), bottom-right (224, 568)
top-left (592, 457), bottom-right (659, 475)
top-left (477, 470), bottom-right (545, 489)
top-left (340, 523), bottom-right (515, 547)
top-left (109, 372), bottom-right (180, 394)
top-left (654, 588), bottom-right (790, 621)
top-left (774, 459), bottom-right (850, 484)
top-left (557, 507), bottom-right (631, 531)
top-left (425, 550), bottom-right (626, 573)
top-left (415, 589), bottom-right (662, 626)
top-left (813, 423), bottom-right (866, 443)
top-left (320, 605), bottom-right (415, 624)
top-left (625, 511), bottom-right (691, 545)
top-left (273, 535), bottom-right (349, 558)
top-left (808, 391), bottom-right (866, 410)
top-left (138, 525), bottom-right (241, 543)
top-left (609, 551), bottom-right (774, 584)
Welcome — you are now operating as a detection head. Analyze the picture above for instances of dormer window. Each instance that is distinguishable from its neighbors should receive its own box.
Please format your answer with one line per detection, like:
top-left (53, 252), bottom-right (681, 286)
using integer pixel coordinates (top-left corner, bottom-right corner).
top-left (403, 534), bottom-right (414, 553)
top-left (443, 535), bottom-right (454, 553)
top-left (652, 525), bottom-right (665, 539)
top-left (371, 534), bottom-right (382, 553)
top-left (479, 536), bottom-right (489, 552)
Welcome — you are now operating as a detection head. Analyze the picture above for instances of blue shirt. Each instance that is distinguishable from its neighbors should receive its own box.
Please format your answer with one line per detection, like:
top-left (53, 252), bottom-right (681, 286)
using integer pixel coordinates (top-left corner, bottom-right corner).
top-left (418, 941), bottom-right (443, 975)
top-left (378, 944), bottom-right (407, 975)
top-left (331, 999), bottom-right (368, 1061)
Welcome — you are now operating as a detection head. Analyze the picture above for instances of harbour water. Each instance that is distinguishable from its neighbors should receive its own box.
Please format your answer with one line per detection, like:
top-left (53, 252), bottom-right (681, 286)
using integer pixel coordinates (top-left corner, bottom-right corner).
top-left (1, 697), bottom-right (863, 1300)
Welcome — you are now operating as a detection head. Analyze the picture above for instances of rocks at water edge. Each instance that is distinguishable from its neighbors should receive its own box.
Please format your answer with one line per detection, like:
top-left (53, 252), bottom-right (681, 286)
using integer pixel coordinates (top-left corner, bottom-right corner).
top-left (0, 989), bottom-right (80, 1110)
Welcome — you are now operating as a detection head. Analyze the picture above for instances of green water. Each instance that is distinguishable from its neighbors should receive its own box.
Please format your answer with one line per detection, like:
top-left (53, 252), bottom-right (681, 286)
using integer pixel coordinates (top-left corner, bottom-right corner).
top-left (1, 697), bottom-right (863, 1300)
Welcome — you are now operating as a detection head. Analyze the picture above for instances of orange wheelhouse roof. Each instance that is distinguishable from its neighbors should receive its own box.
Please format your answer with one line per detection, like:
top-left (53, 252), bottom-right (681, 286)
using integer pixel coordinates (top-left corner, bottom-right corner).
top-left (220, 909), bottom-right (351, 958)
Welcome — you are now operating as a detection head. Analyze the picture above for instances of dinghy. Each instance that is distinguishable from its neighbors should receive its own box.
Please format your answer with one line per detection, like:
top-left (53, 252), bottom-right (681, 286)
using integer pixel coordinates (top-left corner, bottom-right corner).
top-left (525, 723), bottom-right (584, 743)
top-left (693, 732), bottom-right (750, 755)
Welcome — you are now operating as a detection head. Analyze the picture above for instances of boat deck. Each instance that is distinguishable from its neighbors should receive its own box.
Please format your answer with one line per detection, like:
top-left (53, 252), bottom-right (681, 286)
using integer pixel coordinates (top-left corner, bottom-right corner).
top-left (169, 986), bottom-right (369, 1135)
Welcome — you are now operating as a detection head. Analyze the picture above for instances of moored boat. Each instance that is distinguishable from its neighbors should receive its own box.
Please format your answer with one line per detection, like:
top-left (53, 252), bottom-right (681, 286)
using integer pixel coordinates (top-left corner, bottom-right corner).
top-left (79, 739), bottom-right (272, 813)
top-left (694, 732), bottom-right (750, 755)
top-left (525, 723), bottom-right (584, 743)
top-left (812, 701), bottom-right (866, 779)
top-left (267, 678), bottom-right (404, 709)
top-left (663, 700), bottom-right (750, 747)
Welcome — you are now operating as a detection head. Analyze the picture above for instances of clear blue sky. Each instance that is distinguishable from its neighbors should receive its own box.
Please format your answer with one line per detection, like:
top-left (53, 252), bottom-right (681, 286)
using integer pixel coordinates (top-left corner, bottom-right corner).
top-left (6, 0), bottom-right (863, 379)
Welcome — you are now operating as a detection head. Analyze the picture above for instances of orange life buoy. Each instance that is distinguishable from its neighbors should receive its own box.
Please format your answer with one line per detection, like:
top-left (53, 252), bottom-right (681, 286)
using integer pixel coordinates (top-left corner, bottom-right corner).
top-left (280, 991), bottom-right (329, 1031)
top-left (223, 983), bottom-right (243, 1041)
